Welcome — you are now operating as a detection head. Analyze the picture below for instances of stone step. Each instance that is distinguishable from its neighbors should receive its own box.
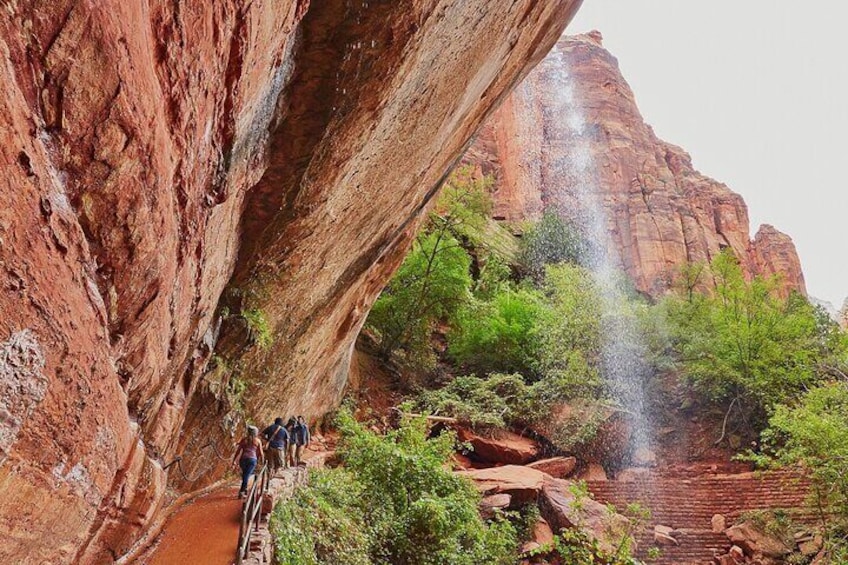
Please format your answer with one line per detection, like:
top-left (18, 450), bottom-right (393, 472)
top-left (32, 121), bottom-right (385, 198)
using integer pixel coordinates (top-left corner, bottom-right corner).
top-left (583, 470), bottom-right (812, 564)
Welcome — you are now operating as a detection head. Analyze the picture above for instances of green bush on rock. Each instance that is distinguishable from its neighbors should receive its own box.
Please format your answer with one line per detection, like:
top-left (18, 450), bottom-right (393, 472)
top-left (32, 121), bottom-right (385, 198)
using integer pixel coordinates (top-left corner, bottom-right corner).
top-left (271, 408), bottom-right (518, 565)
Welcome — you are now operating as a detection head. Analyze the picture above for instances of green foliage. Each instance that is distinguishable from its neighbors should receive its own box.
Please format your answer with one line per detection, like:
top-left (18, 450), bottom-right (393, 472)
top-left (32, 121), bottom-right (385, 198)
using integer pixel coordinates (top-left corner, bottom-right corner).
top-left (518, 212), bottom-right (592, 278)
top-left (367, 231), bottom-right (472, 366)
top-left (416, 373), bottom-right (546, 430)
top-left (242, 307), bottom-right (273, 350)
top-left (752, 383), bottom-right (848, 523)
top-left (271, 469), bottom-right (371, 565)
top-left (272, 408), bottom-right (518, 565)
top-left (533, 264), bottom-right (603, 395)
top-left (449, 286), bottom-right (545, 375)
top-left (366, 169), bottom-right (496, 366)
top-left (662, 250), bottom-right (837, 427)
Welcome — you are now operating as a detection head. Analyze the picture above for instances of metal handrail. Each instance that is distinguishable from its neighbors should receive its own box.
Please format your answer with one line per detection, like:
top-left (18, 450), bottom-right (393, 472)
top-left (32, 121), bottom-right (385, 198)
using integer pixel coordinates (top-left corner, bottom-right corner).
top-left (235, 462), bottom-right (271, 565)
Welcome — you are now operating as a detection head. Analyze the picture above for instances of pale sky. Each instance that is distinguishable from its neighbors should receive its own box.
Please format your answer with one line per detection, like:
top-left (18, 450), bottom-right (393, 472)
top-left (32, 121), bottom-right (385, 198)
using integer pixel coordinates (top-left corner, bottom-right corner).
top-left (568, 1), bottom-right (848, 307)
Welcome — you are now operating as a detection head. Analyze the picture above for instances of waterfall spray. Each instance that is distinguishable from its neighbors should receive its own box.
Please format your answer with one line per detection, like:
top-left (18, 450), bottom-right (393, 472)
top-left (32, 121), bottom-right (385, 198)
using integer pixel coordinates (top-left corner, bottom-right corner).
top-left (544, 44), bottom-right (653, 460)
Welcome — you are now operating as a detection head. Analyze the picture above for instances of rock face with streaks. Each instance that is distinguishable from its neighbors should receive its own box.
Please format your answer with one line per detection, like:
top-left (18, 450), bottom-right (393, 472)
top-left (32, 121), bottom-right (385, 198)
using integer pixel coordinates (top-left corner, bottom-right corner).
top-left (0, 1), bottom-right (582, 562)
top-left (466, 32), bottom-right (806, 297)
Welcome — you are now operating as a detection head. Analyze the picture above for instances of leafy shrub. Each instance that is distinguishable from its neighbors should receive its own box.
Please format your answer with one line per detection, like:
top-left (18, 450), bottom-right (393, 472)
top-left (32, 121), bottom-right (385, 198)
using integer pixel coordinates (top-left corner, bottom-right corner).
top-left (273, 408), bottom-right (518, 565)
top-left (242, 307), bottom-right (273, 349)
top-left (449, 287), bottom-right (545, 375)
top-left (416, 373), bottom-right (546, 430)
top-left (662, 250), bottom-right (840, 429)
top-left (518, 212), bottom-right (592, 278)
top-left (271, 469), bottom-right (370, 565)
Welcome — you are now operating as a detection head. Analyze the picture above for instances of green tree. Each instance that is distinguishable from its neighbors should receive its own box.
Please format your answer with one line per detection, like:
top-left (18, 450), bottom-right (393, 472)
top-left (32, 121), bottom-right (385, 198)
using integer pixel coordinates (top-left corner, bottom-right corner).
top-left (449, 286), bottom-right (544, 375)
top-left (750, 383), bottom-right (848, 559)
top-left (367, 232), bottom-right (472, 364)
top-left (365, 169), bottom-right (493, 365)
top-left (664, 250), bottom-right (831, 430)
top-left (518, 212), bottom-right (591, 279)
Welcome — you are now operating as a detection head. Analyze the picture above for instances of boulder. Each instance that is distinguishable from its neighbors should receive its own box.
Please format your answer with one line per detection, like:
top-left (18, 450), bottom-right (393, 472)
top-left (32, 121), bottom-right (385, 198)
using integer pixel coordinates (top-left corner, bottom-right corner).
top-left (538, 477), bottom-right (631, 555)
top-left (532, 518), bottom-right (555, 546)
top-left (711, 514), bottom-right (727, 533)
top-left (798, 534), bottom-right (823, 557)
top-left (729, 545), bottom-right (745, 560)
top-left (457, 428), bottom-right (541, 465)
top-left (713, 545), bottom-right (745, 565)
top-left (527, 457), bottom-right (577, 478)
top-left (578, 463), bottom-right (609, 482)
top-left (479, 494), bottom-right (512, 519)
top-left (654, 525), bottom-right (679, 546)
top-left (457, 465), bottom-right (549, 505)
top-left (633, 447), bottom-right (657, 467)
top-left (726, 521), bottom-right (792, 559)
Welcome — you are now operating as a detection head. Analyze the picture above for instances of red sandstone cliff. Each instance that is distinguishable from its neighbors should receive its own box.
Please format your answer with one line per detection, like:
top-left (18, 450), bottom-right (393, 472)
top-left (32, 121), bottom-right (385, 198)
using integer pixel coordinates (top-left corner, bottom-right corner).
top-left (467, 32), bottom-right (806, 297)
top-left (0, 2), bottom-right (583, 562)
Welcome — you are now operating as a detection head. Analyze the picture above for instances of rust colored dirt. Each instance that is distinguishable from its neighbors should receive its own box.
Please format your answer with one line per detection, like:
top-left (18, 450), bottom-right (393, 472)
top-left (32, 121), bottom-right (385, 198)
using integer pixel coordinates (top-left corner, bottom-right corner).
top-left (141, 487), bottom-right (241, 565)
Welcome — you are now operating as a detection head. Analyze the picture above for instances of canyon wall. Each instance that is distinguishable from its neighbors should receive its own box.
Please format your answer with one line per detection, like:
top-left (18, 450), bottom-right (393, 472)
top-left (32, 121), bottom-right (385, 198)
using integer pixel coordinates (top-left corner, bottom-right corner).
top-left (0, 1), bottom-right (582, 562)
top-left (466, 32), bottom-right (806, 297)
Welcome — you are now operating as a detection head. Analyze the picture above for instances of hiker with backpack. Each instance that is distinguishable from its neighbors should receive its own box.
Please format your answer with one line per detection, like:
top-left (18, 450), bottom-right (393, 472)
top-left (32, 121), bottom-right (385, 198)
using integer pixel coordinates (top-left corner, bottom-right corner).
top-left (293, 415), bottom-right (311, 466)
top-left (262, 417), bottom-right (289, 474)
top-left (285, 418), bottom-right (297, 467)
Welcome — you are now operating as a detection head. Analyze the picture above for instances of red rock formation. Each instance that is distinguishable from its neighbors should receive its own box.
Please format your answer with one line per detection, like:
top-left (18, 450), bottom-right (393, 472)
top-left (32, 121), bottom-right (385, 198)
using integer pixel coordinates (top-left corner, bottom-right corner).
top-left (0, 1), bottom-right (582, 562)
top-left (466, 32), bottom-right (806, 297)
top-left (457, 427), bottom-right (542, 465)
top-left (749, 224), bottom-right (808, 296)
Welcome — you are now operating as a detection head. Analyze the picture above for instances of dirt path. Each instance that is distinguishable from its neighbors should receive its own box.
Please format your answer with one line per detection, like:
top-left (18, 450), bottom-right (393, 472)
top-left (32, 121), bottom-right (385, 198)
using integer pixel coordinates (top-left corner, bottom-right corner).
top-left (138, 485), bottom-right (242, 565)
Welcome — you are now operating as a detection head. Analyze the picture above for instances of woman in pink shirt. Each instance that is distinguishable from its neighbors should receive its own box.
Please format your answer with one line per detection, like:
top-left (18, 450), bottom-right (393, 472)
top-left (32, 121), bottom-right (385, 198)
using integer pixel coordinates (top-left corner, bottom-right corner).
top-left (232, 425), bottom-right (264, 498)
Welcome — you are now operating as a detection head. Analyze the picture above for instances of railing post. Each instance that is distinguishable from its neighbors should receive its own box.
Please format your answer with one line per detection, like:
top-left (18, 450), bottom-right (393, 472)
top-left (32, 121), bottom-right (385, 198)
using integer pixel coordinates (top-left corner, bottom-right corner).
top-left (235, 463), bottom-right (268, 564)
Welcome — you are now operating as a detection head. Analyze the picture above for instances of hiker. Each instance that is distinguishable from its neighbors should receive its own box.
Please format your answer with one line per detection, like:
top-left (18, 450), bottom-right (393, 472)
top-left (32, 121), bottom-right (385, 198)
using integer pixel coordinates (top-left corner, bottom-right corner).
top-left (293, 415), bottom-right (311, 466)
top-left (285, 418), bottom-right (297, 467)
top-left (232, 425), bottom-right (264, 498)
top-left (262, 417), bottom-right (289, 474)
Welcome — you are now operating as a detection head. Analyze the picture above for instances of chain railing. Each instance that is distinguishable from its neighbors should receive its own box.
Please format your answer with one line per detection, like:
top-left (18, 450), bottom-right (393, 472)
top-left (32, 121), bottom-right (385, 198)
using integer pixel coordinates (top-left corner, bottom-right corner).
top-left (235, 462), bottom-right (271, 565)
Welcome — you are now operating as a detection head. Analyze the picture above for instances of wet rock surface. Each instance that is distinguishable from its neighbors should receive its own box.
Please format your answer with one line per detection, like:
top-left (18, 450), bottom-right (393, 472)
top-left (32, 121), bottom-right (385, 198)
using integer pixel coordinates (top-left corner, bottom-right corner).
top-left (0, 1), bottom-right (581, 561)
top-left (457, 427), bottom-right (542, 465)
top-left (465, 32), bottom-right (806, 298)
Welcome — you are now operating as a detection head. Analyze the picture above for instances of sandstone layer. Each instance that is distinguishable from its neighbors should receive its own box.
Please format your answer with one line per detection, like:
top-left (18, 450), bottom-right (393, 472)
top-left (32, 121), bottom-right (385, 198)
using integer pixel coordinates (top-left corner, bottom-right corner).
top-left (0, 1), bottom-right (582, 562)
top-left (466, 32), bottom-right (806, 297)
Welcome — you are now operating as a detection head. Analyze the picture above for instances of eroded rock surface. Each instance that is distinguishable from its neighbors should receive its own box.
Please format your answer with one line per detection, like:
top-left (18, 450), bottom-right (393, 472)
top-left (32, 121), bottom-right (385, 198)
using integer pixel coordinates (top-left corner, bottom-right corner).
top-left (465, 32), bottom-right (806, 297)
top-left (0, 1), bottom-right (582, 561)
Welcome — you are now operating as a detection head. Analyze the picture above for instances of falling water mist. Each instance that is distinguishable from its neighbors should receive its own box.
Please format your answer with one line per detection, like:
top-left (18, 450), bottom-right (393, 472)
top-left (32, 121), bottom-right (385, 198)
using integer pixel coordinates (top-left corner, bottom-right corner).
top-left (544, 45), bottom-right (653, 461)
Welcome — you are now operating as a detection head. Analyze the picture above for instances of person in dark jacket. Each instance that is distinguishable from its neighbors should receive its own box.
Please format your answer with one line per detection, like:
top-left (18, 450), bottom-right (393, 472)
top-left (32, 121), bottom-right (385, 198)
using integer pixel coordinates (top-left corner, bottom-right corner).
top-left (293, 415), bottom-right (310, 466)
top-left (262, 417), bottom-right (289, 474)
top-left (284, 418), bottom-right (297, 468)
